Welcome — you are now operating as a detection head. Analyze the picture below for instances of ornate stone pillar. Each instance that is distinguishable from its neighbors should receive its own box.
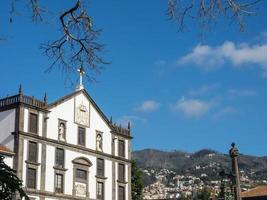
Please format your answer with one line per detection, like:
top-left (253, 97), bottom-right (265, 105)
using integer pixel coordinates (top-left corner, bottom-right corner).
top-left (229, 143), bottom-right (242, 200)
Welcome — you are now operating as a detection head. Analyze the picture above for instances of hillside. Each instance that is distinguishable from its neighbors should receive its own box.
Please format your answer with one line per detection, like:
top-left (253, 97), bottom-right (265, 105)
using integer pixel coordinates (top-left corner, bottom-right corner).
top-left (133, 148), bottom-right (267, 173)
top-left (132, 149), bottom-right (267, 199)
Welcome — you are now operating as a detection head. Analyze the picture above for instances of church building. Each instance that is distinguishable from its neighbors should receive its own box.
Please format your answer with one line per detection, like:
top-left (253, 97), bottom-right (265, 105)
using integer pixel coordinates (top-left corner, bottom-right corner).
top-left (0, 69), bottom-right (132, 200)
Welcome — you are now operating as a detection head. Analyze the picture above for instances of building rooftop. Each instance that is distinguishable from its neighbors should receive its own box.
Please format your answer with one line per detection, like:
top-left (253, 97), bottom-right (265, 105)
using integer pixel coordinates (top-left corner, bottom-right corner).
top-left (0, 145), bottom-right (15, 156)
top-left (0, 86), bottom-right (131, 138)
top-left (242, 185), bottom-right (267, 198)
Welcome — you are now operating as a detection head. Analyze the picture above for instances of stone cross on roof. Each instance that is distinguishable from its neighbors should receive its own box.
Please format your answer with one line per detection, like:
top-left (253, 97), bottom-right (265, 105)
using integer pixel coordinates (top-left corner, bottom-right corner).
top-left (76, 66), bottom-right (85, 91)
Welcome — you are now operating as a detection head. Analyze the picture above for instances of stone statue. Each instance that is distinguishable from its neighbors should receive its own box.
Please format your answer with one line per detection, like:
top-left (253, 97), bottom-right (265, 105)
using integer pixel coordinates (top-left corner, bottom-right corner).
top-left (96, 134), bottom-right (102, 151)
top-left (59, 123), bottom-right (65, 141)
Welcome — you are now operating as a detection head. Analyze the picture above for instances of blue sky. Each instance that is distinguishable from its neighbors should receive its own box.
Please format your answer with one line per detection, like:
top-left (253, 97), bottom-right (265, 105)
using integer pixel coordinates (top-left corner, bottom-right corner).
top-left (1, 1), bottom-right (267, 156)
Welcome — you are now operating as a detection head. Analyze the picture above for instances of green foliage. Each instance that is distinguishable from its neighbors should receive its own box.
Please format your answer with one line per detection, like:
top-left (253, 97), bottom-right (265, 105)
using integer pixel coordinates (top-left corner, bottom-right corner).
top-left (131, 160), bottom-right (144, 200)
top-left (0, 155), bottom-right (29, 200)
top-left (193, 187), bottom-right (211, 200)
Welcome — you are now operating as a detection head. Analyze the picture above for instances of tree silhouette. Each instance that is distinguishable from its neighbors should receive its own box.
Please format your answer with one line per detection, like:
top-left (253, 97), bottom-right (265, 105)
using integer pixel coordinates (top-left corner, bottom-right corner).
top-left (0, 155), bottom-right (29, 200)
top-left (131, 160), bottom-right (144, 200)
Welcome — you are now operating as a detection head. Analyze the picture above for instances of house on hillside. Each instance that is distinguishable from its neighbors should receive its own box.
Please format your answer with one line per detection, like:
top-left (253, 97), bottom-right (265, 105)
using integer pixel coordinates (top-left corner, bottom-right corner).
top-left (0, 71), bottom-right (132, 200)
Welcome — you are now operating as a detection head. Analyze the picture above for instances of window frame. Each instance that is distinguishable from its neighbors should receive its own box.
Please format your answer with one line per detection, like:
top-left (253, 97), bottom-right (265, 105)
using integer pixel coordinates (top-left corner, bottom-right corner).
top-left (97, 158), bottom-right (105, 177)
top-left (77, 126), bottom-right (86, 146)
top-left (96, 181), bottom-right (104, 200)
top-left (55, 148), bottom-right (65, 168)
top-left (55, 173), bottom-right (64, 193)
top-left (28, 141), bottom-right (38, 163)
top-left (118, 163), bottom-right (125, 182)
top-left (29, 112), bottom-right (38, 134)
top-left (26, 167), bottom-right (37, 189)
top-left (118, 185), bottom-right (125, 200)
top-left (118, 140), bottom-right (125, 157)
top-left (75, 168), bottom-right (87, 181)
top-left (72, 157), bottom-right (92, 197)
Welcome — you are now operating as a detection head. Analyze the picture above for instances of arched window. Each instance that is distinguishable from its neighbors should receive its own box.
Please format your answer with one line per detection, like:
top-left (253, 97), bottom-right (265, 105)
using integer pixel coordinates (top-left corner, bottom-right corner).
top-left (72, 157), bottom-right (92, 198)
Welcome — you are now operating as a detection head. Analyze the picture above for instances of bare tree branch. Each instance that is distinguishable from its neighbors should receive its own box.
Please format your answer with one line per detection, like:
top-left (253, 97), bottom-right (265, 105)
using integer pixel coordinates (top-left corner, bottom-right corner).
top-left (167, 0), bottom-right (262, 32)
top-left (28, 0), bottom-right (46, 22)
top-left (6, 0), bottom-right (107, 84)
top-left (41, 0), bottom-right (108, 83)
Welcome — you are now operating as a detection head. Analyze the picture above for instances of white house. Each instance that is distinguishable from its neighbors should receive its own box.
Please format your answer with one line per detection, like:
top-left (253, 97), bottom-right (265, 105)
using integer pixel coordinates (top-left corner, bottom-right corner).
top-left (0, 79), bottom-right (132, 200)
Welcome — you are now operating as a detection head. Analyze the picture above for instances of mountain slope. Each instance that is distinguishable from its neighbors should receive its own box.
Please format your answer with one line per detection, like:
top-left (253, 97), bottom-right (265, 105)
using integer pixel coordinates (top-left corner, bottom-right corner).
top-left (133, 148), bottom-right (267, 186)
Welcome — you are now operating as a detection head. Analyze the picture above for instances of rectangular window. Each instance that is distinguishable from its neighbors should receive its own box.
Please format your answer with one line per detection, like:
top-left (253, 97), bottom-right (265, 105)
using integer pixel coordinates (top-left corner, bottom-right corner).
top-left (55, 148), bottom-right (64, 168)
top-left (76, 169), bottom-right (87, 180)
top-left (78, 127), bottom-right (85, 146)
top-left (28, 141), bottom-right (37, 163)
top-left (97, 158), bottom-right (104, 177)
top-left (118, 186), bottom-right (125, 200)
top-left (55, 173), bottom-right (63, 193)
top-left (27, 168), bottom-right (36, 189)
top-left (118, 140), bottom-right (125, 157)
top-left (29, 113), bottom-right (38, 133)
top-left (97, 182), bottom-right (104, 200)
top-left (118, 164), bottom-right (125, 182)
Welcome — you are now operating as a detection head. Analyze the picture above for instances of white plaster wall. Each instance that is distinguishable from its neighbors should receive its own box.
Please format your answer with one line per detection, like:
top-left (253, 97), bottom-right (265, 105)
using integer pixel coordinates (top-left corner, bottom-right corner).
top-left (39, 113), bottom-right (43, 136)
top-left (46, 97), bottom-right (74, 141)
top-left (45, 144), bottom-right (55, 192)
top-left (114, 138), bottom-right (118, 157)
top-left (0, 109), bottom-right (15, 151)
top-left (63, 150), bottom-right (101, 198)
top-left (89, 99), bottom-right (112, 154)
top-left (105, 160), bottom-right (113, 199)
top-left (3, 156), bottom-right (13, 168)
top-left (47, 92), bottom-right (113, 155)
top-left (125, 139), bottom-right (128, 159)
top-left (43, 146), bottom-right (114, 199)
top-left (23, 108), bottom-right (28, 132)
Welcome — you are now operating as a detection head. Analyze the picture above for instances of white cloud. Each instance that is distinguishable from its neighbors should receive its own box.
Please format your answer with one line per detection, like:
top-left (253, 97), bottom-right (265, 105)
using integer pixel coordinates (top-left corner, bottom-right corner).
top-left (188, 84), bottom-right (219, 97)
top-left (116, 115), bottom-right (147, 127)
top-left (177, 41), bottom-right (267, 74)
top-left (227, 89), bottom-right (257, 97)
top-left (171, 97), bottom-right (212, 118)
top-left (212, 106), bottom-right (238, 120)
top-left (137, 100), bottom-right (160, 112)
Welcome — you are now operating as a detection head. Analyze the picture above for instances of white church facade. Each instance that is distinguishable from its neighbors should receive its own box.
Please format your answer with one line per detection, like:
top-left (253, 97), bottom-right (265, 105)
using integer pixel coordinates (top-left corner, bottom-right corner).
top-left (0, 80), bottom-right (132, 200)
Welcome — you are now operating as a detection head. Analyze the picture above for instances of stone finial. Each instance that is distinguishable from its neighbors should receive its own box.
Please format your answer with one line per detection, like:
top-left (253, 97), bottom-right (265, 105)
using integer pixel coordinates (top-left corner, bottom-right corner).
top-left (229, 142), bottom-right (239, 158)
top-left (44, 92), bottom-right (48, 104)
top-left (128, 122), bottom-right (131, 130)
top-left (110, 116), bottom-right (113, 124)
top-left (19, 84), bottom-right (23, 95)
top-left (231, 142), bottom-right (235, 148)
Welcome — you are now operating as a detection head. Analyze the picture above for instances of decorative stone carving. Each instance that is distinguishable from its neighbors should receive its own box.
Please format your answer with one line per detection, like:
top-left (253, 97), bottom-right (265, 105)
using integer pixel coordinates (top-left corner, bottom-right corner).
top-left (96, 134), bottom-right (103, 152)
top-left (75, 104), bottom-right (89, 127)
top-left (58, 122), bottom-right (65, 141)
top-left (74, 182), bottom-right (87, 197)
